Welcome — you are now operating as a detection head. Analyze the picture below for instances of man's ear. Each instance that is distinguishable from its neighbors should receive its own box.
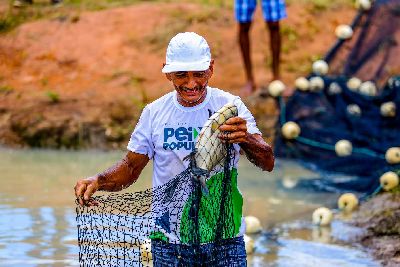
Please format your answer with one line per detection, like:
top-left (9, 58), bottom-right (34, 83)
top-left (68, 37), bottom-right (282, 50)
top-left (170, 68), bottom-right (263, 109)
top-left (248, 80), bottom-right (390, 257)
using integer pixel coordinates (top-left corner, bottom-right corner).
top-left (163, 63), bottom-right (172, 81)
top-left (208, 59), bottom-right (215, 77)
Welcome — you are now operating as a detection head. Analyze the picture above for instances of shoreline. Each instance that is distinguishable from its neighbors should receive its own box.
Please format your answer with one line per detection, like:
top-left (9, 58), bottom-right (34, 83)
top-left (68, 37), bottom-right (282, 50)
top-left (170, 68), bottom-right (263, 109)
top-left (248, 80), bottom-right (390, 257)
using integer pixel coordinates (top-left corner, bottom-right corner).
top-left (347, 192), bottom-right (400, 266)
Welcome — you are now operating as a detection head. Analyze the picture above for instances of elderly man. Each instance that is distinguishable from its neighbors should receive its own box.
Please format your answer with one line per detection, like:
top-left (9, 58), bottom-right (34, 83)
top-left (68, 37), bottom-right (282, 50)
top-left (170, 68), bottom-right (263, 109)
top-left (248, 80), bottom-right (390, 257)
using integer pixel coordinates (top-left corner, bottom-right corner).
top-left (75, 32), bottom-right (274, 266)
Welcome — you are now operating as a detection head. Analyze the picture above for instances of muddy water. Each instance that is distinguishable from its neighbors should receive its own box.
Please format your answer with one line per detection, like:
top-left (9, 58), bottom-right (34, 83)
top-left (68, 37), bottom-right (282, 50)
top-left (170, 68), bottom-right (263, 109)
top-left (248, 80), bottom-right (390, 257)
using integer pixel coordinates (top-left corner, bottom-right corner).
top-left (0, 149), bottom-right (380, 267)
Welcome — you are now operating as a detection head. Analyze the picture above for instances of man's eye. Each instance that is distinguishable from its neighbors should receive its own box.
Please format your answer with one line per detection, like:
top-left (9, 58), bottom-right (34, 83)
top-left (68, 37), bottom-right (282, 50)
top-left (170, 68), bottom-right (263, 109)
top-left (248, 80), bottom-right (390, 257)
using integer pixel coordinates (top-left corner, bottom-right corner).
top-left (175, 73), bottom-right (187, 78)
top-left (194, 72), bottom-right (206, 78)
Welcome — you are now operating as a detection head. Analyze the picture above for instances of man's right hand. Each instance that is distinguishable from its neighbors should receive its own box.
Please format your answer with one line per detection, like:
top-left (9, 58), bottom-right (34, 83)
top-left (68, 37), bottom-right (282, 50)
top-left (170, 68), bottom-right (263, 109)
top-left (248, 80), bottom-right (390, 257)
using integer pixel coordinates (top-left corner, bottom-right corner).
top-left (74, 176), bottom-right (99, 207)
top-left (73, 151), bottom-right (150, 207)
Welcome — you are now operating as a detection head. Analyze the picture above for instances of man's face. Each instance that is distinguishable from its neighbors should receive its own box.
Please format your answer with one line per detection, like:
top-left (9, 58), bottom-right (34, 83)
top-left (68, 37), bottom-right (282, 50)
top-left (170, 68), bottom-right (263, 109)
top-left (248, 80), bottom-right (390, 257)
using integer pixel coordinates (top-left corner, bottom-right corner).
top-left (165, 61), bottom-right (214, 106)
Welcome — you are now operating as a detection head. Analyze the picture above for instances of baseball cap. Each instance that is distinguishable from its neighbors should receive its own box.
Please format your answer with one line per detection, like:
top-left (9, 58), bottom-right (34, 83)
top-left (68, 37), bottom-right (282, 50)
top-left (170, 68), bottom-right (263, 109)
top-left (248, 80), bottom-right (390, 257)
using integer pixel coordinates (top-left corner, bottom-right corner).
top-left (162, 32), bottom-right (211, 73)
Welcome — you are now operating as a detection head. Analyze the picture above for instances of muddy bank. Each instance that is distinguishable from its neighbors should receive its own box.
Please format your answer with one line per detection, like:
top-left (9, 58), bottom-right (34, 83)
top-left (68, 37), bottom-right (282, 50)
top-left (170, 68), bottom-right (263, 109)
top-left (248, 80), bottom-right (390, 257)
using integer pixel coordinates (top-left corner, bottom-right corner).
top-left (349, 192), bottom-right (400, 267)
top-left (0, 95), bottom-right (144, 149)
top-left (0, 91), bottom-right (278, 149)
top-left (0, 1), bottom-right (357, 148)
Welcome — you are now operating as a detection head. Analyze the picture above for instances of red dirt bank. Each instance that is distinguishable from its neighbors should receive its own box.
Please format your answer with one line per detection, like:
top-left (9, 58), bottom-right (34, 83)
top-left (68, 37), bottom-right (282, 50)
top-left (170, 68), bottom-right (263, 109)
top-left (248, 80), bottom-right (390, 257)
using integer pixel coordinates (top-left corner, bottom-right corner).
top-left (0, 2), bottom-right (355, 148)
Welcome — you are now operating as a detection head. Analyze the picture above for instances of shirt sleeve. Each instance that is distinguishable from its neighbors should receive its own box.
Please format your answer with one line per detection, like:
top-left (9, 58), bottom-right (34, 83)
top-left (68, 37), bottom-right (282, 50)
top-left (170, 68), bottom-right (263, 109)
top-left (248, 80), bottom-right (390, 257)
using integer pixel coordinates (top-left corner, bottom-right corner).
top-left (127, 105), bottom-right (155, 159)
top-left (233, 97), bottom-right (262, 136)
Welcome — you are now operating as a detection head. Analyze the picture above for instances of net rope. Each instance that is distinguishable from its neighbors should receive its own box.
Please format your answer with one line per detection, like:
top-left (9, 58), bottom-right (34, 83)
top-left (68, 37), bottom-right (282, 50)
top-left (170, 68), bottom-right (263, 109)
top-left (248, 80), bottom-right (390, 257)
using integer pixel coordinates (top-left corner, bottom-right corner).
top-left (274, 0), bottom-right (400, 194)
top-left (76, 106), bottom-right (243, 266)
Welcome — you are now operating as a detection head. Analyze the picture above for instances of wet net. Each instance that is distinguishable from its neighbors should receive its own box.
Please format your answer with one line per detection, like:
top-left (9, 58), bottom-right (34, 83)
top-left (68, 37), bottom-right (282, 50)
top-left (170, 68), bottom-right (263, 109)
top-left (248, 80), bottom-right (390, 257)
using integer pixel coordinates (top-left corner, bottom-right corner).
top-left (274, 0), bottom-right (400, 193)
top-left (76, 105), bottom-right (245, 266)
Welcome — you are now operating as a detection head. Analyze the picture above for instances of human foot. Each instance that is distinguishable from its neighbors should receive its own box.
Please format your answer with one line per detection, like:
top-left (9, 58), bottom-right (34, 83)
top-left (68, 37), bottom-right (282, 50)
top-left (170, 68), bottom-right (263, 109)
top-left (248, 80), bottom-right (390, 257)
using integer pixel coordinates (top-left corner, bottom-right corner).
top-left (240, 81), bottom-right (256, 97)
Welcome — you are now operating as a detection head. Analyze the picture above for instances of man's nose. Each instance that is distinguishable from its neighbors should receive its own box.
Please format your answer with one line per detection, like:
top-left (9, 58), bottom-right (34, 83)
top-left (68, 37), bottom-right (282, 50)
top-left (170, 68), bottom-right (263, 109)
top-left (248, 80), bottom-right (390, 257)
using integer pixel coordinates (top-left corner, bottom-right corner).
top-left (186, 75), bottom-right (197, 89)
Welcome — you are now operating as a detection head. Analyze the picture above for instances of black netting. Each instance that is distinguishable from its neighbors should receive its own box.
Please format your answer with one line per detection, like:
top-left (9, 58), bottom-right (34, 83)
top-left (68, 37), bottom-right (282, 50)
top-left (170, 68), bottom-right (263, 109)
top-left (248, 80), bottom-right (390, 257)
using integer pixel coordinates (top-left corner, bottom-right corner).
top-left (325, 0), bottom-right (400, 87)
top-left (76, 105), bottom-right (245, 266)
top-left (274, 0), bottom-right (400, 193)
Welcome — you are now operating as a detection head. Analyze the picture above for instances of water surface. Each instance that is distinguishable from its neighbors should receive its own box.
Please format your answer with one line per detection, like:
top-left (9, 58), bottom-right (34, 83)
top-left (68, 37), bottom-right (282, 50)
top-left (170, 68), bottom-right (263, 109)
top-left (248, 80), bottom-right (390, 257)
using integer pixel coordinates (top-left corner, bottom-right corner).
top-left (0, 149), bottom-right (380, 266)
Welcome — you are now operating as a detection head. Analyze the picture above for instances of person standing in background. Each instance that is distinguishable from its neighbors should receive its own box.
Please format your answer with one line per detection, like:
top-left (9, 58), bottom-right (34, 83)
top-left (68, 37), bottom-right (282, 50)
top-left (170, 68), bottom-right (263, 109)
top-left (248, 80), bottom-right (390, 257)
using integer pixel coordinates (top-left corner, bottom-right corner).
top-left (235, 0), bottom-right (287, 95)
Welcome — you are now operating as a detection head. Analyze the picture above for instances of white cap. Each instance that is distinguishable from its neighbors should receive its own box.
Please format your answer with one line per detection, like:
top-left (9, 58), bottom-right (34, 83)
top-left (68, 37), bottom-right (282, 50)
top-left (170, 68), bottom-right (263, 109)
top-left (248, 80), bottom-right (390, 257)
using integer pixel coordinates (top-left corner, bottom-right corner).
top-left (162, 32), bottom-right (211, 73)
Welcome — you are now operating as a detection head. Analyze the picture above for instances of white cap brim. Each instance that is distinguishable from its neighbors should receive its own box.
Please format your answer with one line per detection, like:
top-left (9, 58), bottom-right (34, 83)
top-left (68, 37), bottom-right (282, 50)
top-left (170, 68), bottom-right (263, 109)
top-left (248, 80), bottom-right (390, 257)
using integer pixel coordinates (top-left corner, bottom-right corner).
top-left (162, 60), bottom-right (210, 73)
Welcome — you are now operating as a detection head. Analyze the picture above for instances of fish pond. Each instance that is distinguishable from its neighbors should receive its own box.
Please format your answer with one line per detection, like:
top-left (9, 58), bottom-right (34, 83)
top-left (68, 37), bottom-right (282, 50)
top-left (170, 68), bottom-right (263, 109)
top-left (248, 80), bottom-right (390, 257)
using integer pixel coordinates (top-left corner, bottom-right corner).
top-left (0, 148), bottom-right (380, 266)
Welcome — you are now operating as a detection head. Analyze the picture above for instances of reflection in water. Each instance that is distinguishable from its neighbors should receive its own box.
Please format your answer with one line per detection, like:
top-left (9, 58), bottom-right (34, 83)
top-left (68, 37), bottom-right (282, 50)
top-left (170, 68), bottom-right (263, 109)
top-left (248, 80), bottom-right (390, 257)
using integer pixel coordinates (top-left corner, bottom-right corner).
top-left (0, 206), bottom-right (79, 267)
top-left (0, 149), bottom-right (379, 266)
top-left (311, 226), bottom-right (332, 244)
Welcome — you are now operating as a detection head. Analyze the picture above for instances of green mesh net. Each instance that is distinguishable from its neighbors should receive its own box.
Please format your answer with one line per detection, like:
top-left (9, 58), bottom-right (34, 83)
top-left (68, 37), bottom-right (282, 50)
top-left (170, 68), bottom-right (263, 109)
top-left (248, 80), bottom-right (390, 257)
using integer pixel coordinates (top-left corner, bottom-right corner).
top-left (76, 105), bottom-right (247, 266)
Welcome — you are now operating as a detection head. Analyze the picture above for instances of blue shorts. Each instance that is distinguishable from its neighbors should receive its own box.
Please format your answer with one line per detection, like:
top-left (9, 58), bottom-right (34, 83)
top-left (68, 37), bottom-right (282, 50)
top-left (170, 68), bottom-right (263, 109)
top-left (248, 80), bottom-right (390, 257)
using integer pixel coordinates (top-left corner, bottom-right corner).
top-left (235, 0), bottom-right (287, 23)
top-left (151, 236), bottom-right (247, 266)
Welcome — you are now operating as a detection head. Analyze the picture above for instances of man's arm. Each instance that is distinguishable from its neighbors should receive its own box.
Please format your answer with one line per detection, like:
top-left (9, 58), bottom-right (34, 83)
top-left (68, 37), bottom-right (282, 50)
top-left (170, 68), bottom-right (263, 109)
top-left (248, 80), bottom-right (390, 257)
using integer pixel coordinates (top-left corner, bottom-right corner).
top-left (218, 117), bottom-right (274, 171)
top-left (74, 151), bottom-right (150, 206)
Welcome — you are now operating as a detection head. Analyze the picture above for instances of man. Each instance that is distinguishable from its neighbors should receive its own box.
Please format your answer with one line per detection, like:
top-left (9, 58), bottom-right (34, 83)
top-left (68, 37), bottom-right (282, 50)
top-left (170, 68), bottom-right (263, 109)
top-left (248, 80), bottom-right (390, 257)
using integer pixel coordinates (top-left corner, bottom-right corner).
top-left (75, 32), bottom-right (274, 266)
top-left (235, 0), bottom-right (287, 94)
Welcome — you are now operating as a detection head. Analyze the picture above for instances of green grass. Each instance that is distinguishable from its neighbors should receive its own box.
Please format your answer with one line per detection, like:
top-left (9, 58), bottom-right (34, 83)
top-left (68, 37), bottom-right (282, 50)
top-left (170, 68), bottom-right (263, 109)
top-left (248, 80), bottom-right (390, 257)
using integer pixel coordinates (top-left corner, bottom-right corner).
top-left (45, 90), bottom-right (60, 103)
top-left (0, 84), bottom-right (14, 94)
top-left (281, 25), bottom-right (299, 54)
top-left (41, 78), bottom-right (49, 86)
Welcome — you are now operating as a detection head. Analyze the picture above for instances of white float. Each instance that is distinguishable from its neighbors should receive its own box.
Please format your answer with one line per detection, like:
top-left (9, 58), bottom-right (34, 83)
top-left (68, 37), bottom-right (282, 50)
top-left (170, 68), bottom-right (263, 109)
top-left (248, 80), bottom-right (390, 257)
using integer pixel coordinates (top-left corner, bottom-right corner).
top-left (385, 147), bottom-right (400, 164)
top-left (282, 176), bottom-right (298, 189)
top-left (295, 77), bottom-right (310, 91)
top-left (282, 121), bottom-right (301, 140)
top-left (335, 25), bottom-right (353, 40)
top-left (335, 140), bottom-right (353, 157)
top-left (355, 0), bottom-right (372, 10)
top-left (268, 80), bottom-right (286, 97)
top-left (347, 104), bottom-right (361, 116)
top-left (312, 207), bottom-right (333, 226)
top-left (309, 76), bottom-right (325, 91)
top-left (359, 81), bottom-right (377, 96)
top-left (328, 82), bottom-right (342, 95)
top-left (347, 77), bottom-right (362, 92)
top-left (380, 102), bottom-right (396, 117)
top-left (337, 193), bottom-right (359, 213)
top-left (312, 60), bottom-right (329, 76)
top-left (379, 171), bottom-right (399, 191)
top-left (244, 216), bottom-right (262, 234)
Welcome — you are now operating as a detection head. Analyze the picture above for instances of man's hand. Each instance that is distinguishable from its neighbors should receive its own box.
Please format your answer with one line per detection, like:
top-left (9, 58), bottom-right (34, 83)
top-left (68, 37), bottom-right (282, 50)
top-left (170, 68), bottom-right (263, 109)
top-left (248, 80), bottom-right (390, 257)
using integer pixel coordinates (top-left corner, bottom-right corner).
top-left (218, 117), bottom-right (250, 144)
top-left (74, 176), bottom-right (99, 207)
top-left (73, 151), bottom-right (150, 207)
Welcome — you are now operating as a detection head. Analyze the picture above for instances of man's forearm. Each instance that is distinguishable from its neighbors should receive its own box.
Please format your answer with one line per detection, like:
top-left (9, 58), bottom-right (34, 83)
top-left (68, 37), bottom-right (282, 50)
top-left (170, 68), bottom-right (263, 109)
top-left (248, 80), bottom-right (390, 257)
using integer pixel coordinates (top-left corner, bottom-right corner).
top-left (240, 134), bottom-right (274, 171)
top-left (97, 152), bottom-right (149, 192)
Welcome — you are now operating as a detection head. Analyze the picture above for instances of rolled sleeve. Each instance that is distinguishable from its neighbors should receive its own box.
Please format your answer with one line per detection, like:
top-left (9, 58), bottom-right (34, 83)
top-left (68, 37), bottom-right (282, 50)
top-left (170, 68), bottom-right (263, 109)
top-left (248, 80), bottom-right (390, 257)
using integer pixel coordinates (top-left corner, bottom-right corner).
top-left (127, 106), bottom-right (155, 159)
top-left (233, 98), bottom-right (262, 136)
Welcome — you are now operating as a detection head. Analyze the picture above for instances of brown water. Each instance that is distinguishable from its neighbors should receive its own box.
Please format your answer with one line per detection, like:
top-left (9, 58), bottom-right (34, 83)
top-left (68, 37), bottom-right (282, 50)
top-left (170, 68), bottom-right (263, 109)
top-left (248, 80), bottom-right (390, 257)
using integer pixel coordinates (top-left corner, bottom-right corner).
top-left (0, 148), bottom-right (380, 266)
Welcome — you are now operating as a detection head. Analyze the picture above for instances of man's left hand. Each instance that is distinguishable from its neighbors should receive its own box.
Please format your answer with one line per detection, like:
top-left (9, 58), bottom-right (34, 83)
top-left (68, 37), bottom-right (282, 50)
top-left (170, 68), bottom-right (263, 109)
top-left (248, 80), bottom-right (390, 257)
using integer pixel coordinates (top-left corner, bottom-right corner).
top-left (218, 117), bottom-right (249, 144)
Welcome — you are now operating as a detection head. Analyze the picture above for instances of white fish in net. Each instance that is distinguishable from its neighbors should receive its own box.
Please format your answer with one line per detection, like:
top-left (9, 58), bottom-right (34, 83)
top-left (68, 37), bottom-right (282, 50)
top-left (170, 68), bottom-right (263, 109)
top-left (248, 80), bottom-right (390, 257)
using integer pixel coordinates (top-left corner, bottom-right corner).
top-left (184, 103), bottom-right (238, 195)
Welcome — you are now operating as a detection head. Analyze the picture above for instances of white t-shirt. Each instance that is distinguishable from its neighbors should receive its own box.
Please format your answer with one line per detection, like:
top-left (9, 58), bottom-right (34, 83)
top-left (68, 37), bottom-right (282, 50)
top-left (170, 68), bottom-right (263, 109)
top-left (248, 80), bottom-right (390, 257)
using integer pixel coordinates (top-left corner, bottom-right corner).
top-left (127, 86), bottom-right (261, 243)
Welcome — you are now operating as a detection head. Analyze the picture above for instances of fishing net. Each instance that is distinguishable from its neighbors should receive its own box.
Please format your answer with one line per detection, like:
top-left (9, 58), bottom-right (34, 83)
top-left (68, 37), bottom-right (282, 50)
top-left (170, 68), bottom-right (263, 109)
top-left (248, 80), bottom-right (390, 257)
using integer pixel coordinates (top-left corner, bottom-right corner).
top-left (326, 0), bottom-right (400, 86)
top-left (274, 0), bottom-right (400, 193)
top-left (76, 106), bottom-right (245, 266)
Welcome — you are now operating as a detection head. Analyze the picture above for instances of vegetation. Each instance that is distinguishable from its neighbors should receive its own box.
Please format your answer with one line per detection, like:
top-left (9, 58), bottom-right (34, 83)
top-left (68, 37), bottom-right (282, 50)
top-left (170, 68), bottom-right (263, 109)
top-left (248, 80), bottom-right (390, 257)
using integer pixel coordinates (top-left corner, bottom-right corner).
top-left (0, 84), bottom-right (14, 94)
top-left (45, 90), bottom-right (60, 103)
top-left (287, 0), bottom-right (354, 11)
top-left (0, 0), bottom-right (231, 33)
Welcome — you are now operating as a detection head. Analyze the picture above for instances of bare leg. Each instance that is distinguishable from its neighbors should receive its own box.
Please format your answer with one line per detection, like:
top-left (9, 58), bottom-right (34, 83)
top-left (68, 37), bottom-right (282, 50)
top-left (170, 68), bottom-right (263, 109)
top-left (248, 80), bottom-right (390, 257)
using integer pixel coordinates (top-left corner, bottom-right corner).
top-left (238, 22), bottom-right (256, 94)
top-left (266, 21), bottom-right (281, 80)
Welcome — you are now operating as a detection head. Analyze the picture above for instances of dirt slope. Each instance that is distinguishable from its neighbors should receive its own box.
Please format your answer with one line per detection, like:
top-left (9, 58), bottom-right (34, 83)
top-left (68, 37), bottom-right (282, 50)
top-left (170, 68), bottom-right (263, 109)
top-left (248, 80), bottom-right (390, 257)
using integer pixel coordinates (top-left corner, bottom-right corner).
top-left (0, 2), bottom-right (355, 148)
